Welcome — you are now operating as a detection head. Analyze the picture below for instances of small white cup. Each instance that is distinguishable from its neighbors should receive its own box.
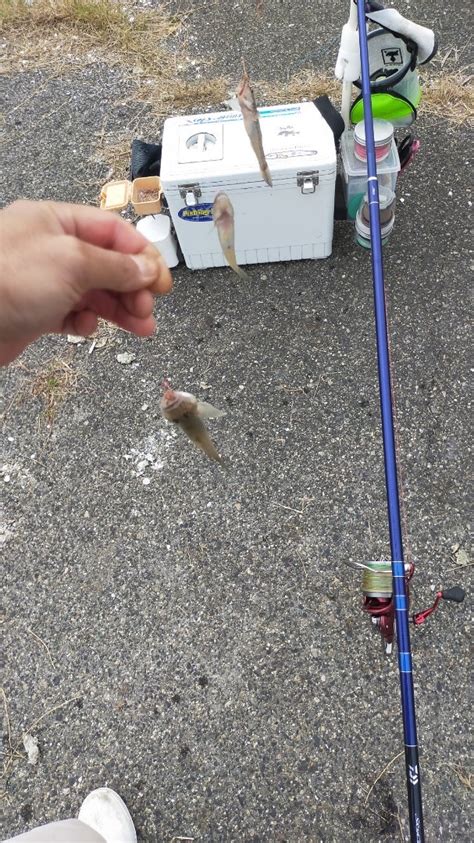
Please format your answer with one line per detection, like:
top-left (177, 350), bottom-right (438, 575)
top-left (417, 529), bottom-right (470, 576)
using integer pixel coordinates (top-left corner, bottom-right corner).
top-left (136, 214), bottom-right (179, 268)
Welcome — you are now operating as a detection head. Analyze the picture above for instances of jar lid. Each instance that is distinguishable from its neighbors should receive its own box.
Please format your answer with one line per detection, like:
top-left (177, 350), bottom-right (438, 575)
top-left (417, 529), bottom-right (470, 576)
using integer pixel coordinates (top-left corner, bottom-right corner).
top-left (354, 119), bottom-right (394, 147)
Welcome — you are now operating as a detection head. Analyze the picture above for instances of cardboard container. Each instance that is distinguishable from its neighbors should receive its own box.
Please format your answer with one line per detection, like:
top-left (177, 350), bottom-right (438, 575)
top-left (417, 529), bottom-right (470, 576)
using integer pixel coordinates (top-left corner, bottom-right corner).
top-left (100, 176), bottom-right (162, 215)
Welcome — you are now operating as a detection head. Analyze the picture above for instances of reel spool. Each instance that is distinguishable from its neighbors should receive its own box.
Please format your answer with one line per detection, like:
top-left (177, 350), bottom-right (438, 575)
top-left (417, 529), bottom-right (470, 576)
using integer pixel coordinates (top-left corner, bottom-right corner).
top-left (346, 559), bottom-right (466, 654)
top-left (362, 560), bottom-right (413, 654)
top-left (346, 559), bottom-right (413, 654)
top-left (362, 560), bottom-right (393, 597)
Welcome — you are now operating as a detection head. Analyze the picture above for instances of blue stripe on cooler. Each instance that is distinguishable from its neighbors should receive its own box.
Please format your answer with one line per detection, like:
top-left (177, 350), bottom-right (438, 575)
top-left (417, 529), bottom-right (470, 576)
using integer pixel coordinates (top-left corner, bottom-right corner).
top-left (259, 106), bottom-right (301, 118)
top-left (182, 106), bottom-right (301, 126)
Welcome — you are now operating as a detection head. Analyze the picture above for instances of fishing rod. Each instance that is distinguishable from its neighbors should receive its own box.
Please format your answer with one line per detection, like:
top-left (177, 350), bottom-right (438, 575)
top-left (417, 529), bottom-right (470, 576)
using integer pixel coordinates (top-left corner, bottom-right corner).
top-left (355, 1), bottom-right (424, 837)
top-left (348, 2), bottom-right (466, 840)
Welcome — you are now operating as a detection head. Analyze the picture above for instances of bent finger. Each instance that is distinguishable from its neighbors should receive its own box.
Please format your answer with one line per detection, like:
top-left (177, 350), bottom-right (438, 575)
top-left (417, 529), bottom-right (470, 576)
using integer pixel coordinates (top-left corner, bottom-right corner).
top-left (62, 309), bottom-right (99, 337)
top-left (63, 238), bottom-right (171, 295)
top-left (122, 289), bottom-right (155, 319)
top-left (76, 289), bottom-right (157, 336)
top-left (50, 202), bottom-right (150, 254)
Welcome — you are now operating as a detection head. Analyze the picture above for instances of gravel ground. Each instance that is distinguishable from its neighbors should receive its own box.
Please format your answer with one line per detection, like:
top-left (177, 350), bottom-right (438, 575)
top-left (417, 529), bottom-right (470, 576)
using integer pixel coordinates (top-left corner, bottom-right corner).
top-left (1, 1), bottom-right (472, 841)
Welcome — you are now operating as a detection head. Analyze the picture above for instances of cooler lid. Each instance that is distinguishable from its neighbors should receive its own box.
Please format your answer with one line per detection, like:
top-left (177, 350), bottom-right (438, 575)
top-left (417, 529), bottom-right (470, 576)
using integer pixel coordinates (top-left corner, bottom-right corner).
top-left (160, 102), bottom-right (337, 186)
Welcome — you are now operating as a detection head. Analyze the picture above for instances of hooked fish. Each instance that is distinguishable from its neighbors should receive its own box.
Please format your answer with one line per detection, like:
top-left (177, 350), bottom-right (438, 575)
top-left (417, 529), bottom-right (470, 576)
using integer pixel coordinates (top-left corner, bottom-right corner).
top-left (237, 60), bottom-right (272, 187)
top-left (160, 380), bottom-right (226, 464)
top-left (212, 192), bottom-right (249, 280)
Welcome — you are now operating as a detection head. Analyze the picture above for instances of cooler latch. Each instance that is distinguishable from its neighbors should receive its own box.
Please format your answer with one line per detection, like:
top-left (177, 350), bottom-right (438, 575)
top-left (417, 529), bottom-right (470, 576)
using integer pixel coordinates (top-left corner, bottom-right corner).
top-left (297, 171), bottom-right (319, 194)
top-left (179, 184), bottom-right (202, 206)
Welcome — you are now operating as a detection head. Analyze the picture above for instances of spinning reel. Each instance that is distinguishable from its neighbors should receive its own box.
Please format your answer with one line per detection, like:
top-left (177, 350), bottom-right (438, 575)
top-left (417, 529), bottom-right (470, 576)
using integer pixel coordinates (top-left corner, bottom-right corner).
top-left (347, 560), bottom-right (466, 654)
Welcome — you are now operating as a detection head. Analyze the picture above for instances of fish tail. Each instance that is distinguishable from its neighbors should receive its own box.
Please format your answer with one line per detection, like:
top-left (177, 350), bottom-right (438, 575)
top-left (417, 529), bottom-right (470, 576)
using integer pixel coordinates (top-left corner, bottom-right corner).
top-left (227, 251), bottom-right (249, 280)
top-left (180, 416), bottom-right (224, 464)
top-left (203, 442), bottom-right (224, 464)
top-left (195, 431), bottom-right (224, 464)
top-left (224, 246), bottom-right (249, 280)
top-left (261, 164), bottom-right (273, 187)
top-left (251, 133), bottom-right (272, 187)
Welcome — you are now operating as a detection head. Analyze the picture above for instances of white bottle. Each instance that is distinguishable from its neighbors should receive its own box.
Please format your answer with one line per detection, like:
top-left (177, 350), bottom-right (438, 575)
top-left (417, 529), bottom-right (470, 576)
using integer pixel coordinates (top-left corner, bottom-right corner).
top-left (136, 214), bottom-right (179, 268)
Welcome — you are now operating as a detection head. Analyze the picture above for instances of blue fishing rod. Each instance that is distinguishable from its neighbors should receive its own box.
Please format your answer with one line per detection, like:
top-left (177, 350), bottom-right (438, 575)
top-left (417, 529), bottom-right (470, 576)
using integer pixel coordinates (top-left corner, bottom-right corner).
top-left (355, 2), bottom-right (424, 839)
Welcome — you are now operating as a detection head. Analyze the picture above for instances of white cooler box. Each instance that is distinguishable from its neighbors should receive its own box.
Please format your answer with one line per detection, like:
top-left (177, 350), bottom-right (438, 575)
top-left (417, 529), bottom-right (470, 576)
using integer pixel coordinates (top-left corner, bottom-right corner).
top-left (160, 103), bottom-right (337, 270)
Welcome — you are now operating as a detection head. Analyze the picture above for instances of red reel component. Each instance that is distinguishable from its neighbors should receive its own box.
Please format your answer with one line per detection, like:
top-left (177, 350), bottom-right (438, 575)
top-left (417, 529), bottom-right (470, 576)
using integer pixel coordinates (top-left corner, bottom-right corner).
top-left (363, 596), bottom-right (395, 647)
top-left (348, 560), bottom-right (465, 653)
top-left (361, 563), bottom-right (414, 652)
top-left (413, 586), bottom-right (466, 625)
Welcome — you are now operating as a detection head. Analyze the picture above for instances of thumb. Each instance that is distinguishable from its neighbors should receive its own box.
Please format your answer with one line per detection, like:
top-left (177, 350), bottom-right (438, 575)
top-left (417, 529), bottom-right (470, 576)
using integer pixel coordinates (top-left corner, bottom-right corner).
top-left (65, 239), bottom-right (173, 296)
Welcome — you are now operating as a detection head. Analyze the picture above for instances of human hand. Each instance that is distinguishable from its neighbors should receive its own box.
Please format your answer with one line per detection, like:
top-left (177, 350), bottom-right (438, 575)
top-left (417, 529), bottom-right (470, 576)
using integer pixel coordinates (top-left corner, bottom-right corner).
top-left (0, 200), bottom-right (173, 365)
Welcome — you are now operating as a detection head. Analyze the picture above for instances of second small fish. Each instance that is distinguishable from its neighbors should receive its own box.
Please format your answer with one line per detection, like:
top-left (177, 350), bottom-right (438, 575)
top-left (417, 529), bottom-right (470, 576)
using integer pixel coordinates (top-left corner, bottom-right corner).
top-left (212, 193), bottom-right (248, 279)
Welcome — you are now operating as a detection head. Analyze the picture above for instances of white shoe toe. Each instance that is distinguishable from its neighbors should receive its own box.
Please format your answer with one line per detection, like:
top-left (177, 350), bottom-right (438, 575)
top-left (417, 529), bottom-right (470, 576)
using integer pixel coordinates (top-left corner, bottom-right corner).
top-left (78, 787), bottom-right (137, 843)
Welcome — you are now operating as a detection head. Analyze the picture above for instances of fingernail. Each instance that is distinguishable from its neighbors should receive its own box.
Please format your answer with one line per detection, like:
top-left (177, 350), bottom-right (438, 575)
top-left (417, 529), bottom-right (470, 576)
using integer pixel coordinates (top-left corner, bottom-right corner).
top-left (131, 253), bottom-right (157, 282)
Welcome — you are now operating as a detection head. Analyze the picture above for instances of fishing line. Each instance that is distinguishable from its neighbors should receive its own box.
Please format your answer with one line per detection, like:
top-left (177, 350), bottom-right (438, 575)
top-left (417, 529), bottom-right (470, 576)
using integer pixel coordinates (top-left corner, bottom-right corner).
top-left (383, 278), bottom-right (414, 570)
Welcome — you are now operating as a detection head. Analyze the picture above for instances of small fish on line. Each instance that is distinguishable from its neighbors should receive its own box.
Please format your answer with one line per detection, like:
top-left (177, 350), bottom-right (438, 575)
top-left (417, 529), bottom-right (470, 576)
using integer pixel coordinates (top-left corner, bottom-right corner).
top-left (160, 379), bottom-right (226, 464)
top-left (237, 59), bottom-right (272, 187)
top-left (212, 193), bottom-right (249, 280)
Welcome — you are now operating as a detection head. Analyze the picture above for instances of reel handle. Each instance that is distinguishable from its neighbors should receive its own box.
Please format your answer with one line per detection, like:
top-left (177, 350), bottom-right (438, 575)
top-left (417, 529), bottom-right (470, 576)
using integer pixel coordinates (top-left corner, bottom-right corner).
top-left (441, 586), bottom-right (466, 603)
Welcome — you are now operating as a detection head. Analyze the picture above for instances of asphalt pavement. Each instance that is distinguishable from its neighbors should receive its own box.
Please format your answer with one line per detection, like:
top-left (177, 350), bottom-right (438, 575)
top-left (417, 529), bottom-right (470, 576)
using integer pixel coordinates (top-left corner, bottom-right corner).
top-left (1, 1), bottom-right (471, 840)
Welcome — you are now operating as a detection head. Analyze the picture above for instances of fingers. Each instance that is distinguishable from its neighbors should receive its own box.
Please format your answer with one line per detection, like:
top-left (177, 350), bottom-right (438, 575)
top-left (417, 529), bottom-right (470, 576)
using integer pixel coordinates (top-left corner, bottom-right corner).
top-left (132, 245), bottom-right (173, 295)
top-left (63, 310), bottom-right (99, 337)
top-left (75, 289), bottom-right (157, 336)
top-left (62, 237), bottom-right (172, 296)
top-left (143, 245), bottom-right (173, 294)
top-left (122, 289), bottom-right (155, 319)
top-left (81, 289), bottom-right (155, 320)
top-left (50, 202), bottom-right (151, 254)
top-left (49, 203), bottom-right (173, 295)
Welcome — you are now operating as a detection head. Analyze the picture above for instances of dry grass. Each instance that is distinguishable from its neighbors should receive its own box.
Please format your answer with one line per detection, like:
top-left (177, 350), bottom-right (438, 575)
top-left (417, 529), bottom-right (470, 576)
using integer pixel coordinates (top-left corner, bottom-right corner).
top-left (91, 317), bottom-right (120, 344)
top-left (447, 763), bottom-right (473, 791)
top-left (0, 0), bottom-right (351, 117)
top-left (420, 68), bottom-right (474, 125)
top-left (259, 70), bottom-right (341, 105)
top-left (137, 75), bottom-right (229, 115)
top-left (96, 132), bottom-right (133, 181)
top-left (0, 0), bottom-right (182, 77)
top-left (14, 355), bottom-right (80, 425)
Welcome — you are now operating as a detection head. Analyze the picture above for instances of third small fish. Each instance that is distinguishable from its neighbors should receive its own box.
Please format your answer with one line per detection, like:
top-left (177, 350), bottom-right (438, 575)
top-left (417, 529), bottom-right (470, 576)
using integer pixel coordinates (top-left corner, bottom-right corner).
top-left (160, 380), bottom-right (226, 464)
